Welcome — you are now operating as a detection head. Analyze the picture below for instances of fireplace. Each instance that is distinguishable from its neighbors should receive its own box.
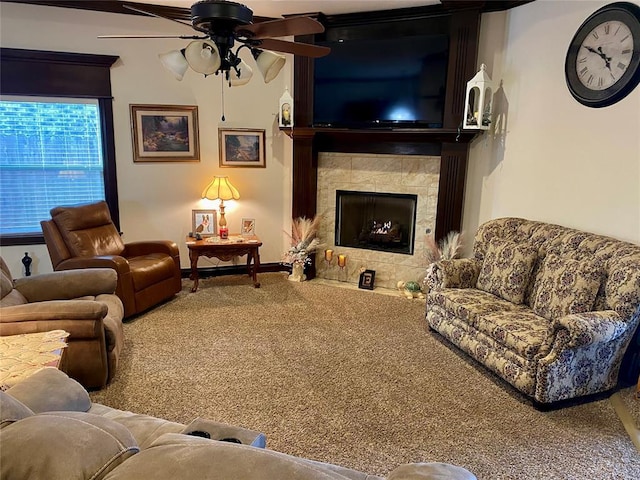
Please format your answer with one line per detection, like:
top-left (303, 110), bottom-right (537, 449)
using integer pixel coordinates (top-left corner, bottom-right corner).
top-left (335, 190), bottom-right (417, 255)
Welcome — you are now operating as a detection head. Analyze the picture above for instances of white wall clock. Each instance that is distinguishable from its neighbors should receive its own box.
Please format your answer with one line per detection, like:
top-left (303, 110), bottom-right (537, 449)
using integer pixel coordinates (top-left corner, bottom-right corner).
top-left (565, 2), bottom-right (640, 108)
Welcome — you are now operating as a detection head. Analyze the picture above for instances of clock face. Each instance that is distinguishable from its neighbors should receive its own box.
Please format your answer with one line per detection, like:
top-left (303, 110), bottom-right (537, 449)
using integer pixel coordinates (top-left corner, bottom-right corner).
top-left (565, 2), bottom-right (640, 108)
top-left (576, 20), bottom-right (634, 90)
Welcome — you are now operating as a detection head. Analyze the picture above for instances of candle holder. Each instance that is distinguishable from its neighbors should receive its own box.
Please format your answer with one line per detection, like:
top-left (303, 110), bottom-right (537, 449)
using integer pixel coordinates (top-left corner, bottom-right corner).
top-left (324, 249), bottom-right (334, 267)
top-left (337, 254), bottom-right (347, 282)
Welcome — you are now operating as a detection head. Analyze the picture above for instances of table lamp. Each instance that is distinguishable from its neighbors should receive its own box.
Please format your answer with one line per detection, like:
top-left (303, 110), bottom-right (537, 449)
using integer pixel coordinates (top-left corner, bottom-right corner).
top-left (202, 176), bottom-right (240, 239)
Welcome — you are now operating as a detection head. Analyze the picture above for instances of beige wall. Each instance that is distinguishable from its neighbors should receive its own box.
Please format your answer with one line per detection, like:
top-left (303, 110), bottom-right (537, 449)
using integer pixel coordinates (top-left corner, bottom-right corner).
top-left (0, 2), bottom-right (294, 276)
top-left (465, 0), bottom-right (640, 256)
top-left (2, 1), bottom-right (639, 278)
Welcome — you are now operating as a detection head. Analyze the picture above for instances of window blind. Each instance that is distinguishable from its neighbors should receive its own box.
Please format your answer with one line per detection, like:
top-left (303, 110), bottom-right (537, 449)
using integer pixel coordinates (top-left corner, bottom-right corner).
top-left (0, 98), bottom-right (105, 235)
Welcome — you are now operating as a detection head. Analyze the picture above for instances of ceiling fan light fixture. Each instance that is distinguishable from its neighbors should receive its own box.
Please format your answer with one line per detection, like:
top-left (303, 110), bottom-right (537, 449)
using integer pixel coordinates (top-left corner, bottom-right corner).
top-left (185, 40), bottom-right (221, 75)
top-left (252, 49), bottom-right (286, 84)
top-left (229, 59), bottom-right (253, 86)
top-left (158, 49), bottom-right (189, 81)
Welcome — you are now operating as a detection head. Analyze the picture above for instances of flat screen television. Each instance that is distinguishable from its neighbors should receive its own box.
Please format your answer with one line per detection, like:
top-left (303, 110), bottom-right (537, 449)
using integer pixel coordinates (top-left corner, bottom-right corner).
top-left (313, 21), bottom-right (449, 129)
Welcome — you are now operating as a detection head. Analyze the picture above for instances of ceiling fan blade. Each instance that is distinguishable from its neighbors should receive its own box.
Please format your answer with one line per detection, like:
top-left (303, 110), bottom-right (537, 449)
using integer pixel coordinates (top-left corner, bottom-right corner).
top-left (257, 39), bottom-right (330, 58)
top-left (123, 4), bottom-right (192, 28)
top-left (98, 35), bottom-right (206, 39)
top-left (241, 16), bottom-right (325, 39)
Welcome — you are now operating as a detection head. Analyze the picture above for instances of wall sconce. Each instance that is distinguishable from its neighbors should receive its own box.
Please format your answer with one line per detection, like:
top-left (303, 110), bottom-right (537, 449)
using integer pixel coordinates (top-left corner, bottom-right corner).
top-left (463, 63), bottom-right (494, 130)
top-left (279, 87), bottom-right (294, 128)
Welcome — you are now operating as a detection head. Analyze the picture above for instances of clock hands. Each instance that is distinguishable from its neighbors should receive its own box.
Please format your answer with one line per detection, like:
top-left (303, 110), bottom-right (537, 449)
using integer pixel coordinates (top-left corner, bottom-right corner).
top-left (584, 45), bottom-right (613, 70)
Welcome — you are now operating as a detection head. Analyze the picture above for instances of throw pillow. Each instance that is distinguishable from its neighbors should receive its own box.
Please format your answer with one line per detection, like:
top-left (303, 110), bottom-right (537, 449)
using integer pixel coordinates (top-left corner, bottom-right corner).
top-left (476, 239), bottom-right (538, 304)
top-left (532, 254), bottom-right (601, 320)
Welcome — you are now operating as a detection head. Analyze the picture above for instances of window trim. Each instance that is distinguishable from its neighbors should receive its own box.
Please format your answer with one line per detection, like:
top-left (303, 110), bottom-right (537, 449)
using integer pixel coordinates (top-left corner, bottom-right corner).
top-left (0, 48), bottom-right (120, 246)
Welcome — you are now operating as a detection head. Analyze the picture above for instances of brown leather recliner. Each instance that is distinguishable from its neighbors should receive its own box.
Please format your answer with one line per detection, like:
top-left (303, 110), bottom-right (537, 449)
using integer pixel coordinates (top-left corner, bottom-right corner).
top-left (0, 257), bottom-right (124, 389)
top-left (41, 201), bottom-right (182, 319)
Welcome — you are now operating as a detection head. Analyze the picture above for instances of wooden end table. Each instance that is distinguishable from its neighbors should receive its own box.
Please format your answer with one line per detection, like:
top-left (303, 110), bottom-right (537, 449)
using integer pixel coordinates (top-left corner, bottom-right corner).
top-left (186, 234), bottom-right (262, 292)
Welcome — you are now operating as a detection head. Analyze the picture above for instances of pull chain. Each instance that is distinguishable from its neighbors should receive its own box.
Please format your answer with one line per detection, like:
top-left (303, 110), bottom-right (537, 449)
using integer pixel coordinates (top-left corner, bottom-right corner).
top-left (220, 76), bottom-right (226, 122)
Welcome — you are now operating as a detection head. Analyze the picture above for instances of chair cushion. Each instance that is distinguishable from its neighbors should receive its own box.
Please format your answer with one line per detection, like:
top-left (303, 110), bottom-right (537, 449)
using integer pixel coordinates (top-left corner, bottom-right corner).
top-left (0, 412), bottom-right (139, 480)
top-left (129, 254), bottom-right (178, 291)
top-left (102, 433), bottom-right (357, 480)
top-left (474, 310), bottom-right (550, 359)
top-left (476, 239), bottom-right (538, 304)
top-left (532, 254), bottom-right (601, 320)
top-left (428, 288), bottom-right (525, 328)
top-left (51, 201), bottom-right (125, 257)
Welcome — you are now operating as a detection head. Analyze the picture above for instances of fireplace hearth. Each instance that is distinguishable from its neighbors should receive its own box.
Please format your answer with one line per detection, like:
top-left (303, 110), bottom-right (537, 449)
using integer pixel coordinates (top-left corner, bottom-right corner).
top-left (335, 190), bottom-right (417, 255)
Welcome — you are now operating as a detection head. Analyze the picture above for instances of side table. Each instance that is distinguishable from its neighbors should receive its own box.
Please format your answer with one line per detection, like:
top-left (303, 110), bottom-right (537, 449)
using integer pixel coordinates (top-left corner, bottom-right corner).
top-left (186, 234), bottom-right (262, 292)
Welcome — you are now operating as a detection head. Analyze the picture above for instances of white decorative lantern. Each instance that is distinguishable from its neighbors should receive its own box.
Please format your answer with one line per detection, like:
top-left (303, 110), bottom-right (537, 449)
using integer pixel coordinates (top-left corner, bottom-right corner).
top-left (463, 64), bottom-right (494, 130)
top-left (278, 88), bottom-right (294, 128)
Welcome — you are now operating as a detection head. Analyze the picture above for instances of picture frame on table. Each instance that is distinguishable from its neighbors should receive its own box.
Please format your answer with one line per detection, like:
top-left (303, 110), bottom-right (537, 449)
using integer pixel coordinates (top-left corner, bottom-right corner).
top-left (192, 209), bottom-right (217, 237)
top-left (241, 218), bottom-right (256, 236)
top-left (130, 104), bottom-right (200, 162)
top-left (358, 270), bottom-right (376, 290)
top-left (218, 128), bottom-right (266, 168)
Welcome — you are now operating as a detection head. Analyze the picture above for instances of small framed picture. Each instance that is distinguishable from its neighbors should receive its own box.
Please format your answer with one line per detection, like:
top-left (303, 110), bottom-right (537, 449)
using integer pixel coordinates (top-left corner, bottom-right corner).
top-left (218, 128), bottom-right (266, 168)
top-left (130, 104), bottom-right (200, 162)
top-left (192, 209), bottom-right (217, 237)
top-left (358, 270), bottom-right (376, 290)
top-left (241, 218), bottom-right (255, 236)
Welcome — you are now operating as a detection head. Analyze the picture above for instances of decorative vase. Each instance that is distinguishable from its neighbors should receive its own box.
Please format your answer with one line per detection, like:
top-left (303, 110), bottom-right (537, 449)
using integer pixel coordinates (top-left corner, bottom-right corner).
top-left (288, 262), bottom-right (306, 282)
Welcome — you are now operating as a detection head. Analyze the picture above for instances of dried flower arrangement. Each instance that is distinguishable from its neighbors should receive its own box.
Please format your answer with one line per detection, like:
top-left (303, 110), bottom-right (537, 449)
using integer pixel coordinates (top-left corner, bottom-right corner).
top-left (282, 216), bottom-right (323, 266)
top-left (425, 231), bottom-right (463, 263)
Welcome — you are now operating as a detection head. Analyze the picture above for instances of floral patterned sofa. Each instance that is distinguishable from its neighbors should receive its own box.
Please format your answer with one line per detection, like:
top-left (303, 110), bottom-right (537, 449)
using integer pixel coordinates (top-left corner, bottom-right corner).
top-left (425, 217), bottom-right (640, 406)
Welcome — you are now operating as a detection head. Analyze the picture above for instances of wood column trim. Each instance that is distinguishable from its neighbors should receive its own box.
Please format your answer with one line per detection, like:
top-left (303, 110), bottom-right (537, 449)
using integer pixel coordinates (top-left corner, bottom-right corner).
top-left (436, 142), bottom-right (469, 239)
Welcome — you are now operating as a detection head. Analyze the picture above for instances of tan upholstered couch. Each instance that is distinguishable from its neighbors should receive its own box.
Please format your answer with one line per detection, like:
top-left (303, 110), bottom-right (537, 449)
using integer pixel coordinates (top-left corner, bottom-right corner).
top-left (0, 257), bottom-right (124, 389)
top-left (0, 368), bottom-right (477, 480)
top-left (426, 218), bottom-right (640, 406)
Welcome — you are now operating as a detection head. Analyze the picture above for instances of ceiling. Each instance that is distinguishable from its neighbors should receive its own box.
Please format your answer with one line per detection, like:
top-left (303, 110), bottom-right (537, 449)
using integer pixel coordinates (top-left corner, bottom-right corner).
top-left (128, 0), bottom-right (439, 18)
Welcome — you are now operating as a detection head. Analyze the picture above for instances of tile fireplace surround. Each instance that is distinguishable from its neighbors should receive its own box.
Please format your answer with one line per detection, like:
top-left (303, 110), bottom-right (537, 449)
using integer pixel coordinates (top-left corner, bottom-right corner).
top-left (316, 152), bottom-right (440, 290)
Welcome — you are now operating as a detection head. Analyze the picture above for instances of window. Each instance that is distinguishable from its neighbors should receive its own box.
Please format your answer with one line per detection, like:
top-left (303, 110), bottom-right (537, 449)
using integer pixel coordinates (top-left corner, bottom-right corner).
top-left (0, 97), bottom-right (106, 236)
top-left (0, 47), bottom-right (119, 246)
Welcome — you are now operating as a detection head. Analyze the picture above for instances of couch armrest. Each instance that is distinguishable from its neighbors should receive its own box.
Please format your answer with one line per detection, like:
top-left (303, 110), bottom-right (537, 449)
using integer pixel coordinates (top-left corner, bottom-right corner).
top-left (123, 241), bottom-right (180, 258)
top-left (429, 258), bottom-right (481, 290)
top-left (56, 255), bottom-right (131, 274)
top-left (5, 368), bottom-right (91, 413)
top-left (13, 269), bottom-right (117, 303)
top-left (0, 300), bottom-right (107, 323)
top-left (550, 310), bottom-right (628, 349)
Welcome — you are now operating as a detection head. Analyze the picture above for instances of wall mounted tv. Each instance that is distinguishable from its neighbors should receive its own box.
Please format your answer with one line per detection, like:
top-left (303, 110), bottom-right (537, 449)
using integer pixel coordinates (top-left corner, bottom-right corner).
top-left (313, 16), bottom-right (450, 129)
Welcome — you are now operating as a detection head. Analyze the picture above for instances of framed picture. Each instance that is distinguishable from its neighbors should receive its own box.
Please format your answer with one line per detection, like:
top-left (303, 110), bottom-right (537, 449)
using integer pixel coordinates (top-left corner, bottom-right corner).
top-left (241, 218), bottom-right (255, 236)
top-left (192, 209), bottom-right (217, 237)
top-left (130, 104), bottom-right (200, 162)
top-left (358, 270), bottom-right (376, 290)
top-left (218, 128), bottom-right (266, 168)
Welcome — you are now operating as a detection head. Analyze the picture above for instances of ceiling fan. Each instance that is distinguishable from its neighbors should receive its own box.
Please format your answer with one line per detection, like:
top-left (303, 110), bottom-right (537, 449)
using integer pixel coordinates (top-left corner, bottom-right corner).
top-left (99, 0), bottom-right (330, 85)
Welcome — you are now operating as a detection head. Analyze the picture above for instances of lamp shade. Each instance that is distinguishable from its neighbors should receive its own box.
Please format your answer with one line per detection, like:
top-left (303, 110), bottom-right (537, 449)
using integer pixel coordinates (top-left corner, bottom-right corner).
top-left (185, 40), bottom-right (221, 75)
top-left (252, 49), bottom-right (286, 83)
top-left (158, 49), bottom-right (188, 81)
top-left (202, 176), bottom-right (240, 201)
top-left (229, 59), bottom-right (253, 86)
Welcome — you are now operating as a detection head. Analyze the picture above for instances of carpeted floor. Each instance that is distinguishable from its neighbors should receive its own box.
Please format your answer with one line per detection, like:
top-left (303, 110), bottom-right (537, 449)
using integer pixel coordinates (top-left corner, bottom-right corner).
top-left (90, 273), bottom-right (640, 479)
